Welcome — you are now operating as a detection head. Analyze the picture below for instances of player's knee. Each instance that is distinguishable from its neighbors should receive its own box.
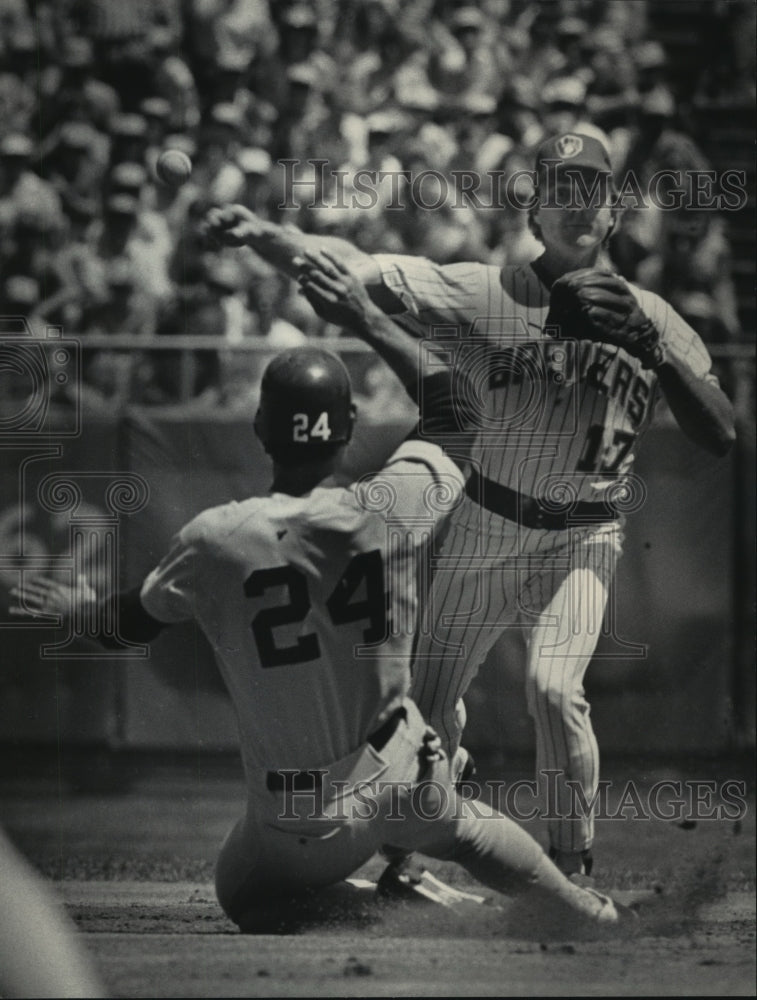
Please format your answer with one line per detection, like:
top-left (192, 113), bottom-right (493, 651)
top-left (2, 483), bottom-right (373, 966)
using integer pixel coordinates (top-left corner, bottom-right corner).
top-left (413, 778), bottom-right (451, 820)
top-left (527, 676), bottom-right (577, 717)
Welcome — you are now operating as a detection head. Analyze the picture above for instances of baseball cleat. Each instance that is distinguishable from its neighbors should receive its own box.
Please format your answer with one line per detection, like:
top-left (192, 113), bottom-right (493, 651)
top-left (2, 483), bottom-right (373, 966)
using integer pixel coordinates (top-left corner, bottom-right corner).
top-left (583, 887), bottom-right (640, 932)
top-left (416, 871), bottom-right (487, 907)
top-left (376, 857), bottom-right (486, 908)
top-left (376, 854), bottom-right (426, 899)
top-left (586, 888), bottom-right (619, 924)
top-left (506, 884), bottom-right (637, 941)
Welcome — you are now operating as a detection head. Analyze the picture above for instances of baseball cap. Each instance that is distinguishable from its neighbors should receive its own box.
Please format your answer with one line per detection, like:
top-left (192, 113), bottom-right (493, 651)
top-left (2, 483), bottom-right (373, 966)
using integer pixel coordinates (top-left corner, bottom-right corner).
top-left (286, 62), bottom-right (319, 88)
top-left (108, 113), bottom-right (148, 138)
top-left (209, 103), bottom-right (245, 133)
top-left (140, 97), bottom-right (172, 121)
top-left (366, 109), bottom-right (410, 134)
top-left (458, 92), bottom-right (497, 117)
top-left (542, 76), bottom-right (586, 108)
top-left (236, 147), bottom-right (271, 175)
top-left (59, 121), bottom-right (98, 149)
top-left (216, 49), bottom-right (250, 73)
top-left (0, 134), bottom-right (33, 158)
top-left (534, 133), bottom-right (612, 177)
top-left (451, 6), bottom-right (484, 32)
top-left (556, 16), bottom-right (587, 39)
top-left (105, 194), bottom-right (139, 216)
top-left (110, 161), bottom-right (147, 192)
top-left (282, 4), bottom-right (318, 29)
top-left (397, 85), bottom-right (440, 114)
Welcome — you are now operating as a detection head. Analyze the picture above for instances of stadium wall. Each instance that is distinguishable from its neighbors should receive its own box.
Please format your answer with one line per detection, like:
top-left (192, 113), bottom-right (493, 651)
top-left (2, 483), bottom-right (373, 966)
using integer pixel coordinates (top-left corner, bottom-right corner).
top-left (0, 407), bottom-right (749, 756)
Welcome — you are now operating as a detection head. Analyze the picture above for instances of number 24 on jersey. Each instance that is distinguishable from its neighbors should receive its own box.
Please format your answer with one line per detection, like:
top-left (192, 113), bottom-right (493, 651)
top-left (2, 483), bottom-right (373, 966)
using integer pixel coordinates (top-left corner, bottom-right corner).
top-left (244, 550), bottom-right (387, 668)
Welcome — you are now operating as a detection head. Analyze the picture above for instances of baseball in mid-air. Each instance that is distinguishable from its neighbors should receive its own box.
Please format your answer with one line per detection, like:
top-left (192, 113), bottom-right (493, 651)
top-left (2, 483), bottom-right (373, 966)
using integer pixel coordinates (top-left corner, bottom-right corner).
top-left (155, 149), bottom-right (193, 186)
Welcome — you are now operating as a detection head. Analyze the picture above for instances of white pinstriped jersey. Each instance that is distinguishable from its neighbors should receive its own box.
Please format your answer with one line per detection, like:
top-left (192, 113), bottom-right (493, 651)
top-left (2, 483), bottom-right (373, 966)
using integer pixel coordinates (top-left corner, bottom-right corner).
top-left (139, 440), bottom-right (464, 779)
top-left (374, 255), bottom-right (719, 526)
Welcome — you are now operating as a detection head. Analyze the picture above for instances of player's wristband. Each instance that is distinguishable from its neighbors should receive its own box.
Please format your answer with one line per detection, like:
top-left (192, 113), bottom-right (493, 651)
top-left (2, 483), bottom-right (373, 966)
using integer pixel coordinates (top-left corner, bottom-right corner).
top-left (97, 586), bottom-right (167, 648)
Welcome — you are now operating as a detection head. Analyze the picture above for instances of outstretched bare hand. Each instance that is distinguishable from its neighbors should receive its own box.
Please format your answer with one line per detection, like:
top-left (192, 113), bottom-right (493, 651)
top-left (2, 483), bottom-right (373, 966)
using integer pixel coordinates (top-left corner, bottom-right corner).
top-left (297, 248), bottom-right (376, 329)
top-left (202, 204), bottom-right (264, 248)
top-left (9, 574), bottom-right (97, 621)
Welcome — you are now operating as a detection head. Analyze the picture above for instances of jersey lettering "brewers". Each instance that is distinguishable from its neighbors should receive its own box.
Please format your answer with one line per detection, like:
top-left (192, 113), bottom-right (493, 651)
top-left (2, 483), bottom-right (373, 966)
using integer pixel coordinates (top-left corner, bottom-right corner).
top-left (375, 255), bottom-right (718, 519)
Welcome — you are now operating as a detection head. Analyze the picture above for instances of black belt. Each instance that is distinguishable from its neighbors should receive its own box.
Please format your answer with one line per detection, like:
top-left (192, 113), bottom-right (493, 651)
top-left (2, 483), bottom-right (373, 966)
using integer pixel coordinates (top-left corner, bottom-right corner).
top-left (265, 706), bottom-right (406, 793)
top-left (465, 471), bottom-right (619, 531)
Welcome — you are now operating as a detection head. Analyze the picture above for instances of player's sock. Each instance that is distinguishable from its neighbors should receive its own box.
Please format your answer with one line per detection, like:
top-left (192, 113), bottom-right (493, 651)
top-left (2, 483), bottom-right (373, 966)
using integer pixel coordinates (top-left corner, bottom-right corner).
top-left (442, 808), bottom-right (619, 926)
top-left (527, 854), bottom-right (616, 924)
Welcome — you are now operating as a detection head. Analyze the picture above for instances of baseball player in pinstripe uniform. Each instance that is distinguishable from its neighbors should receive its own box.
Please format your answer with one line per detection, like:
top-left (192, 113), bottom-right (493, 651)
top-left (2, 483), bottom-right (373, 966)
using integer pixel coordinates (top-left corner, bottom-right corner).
top-left (11, 249), bottom-right (633, 933)
top-left (198, 136), bottom-right (734, 883)
top-left (374, 134), bottom-right (735, 878)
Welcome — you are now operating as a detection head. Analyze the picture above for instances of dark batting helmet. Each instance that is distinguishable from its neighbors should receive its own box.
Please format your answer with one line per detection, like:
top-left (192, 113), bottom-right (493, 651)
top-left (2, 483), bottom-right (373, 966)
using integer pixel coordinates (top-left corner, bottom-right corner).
top-left (254, 347), bottom-right (356, 463)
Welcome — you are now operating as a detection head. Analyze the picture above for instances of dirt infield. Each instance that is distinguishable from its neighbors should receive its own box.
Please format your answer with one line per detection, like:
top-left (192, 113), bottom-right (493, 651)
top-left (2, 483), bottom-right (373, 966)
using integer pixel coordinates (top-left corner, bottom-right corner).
top-left (3, 756), bottom-right (755, 997)
top-left (62, 880), bottom-right (755, 997)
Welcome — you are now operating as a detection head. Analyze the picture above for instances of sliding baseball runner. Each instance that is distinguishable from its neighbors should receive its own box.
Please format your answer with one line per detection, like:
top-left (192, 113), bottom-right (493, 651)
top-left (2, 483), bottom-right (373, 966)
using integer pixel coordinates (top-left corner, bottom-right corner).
top-left (12, 247), bottom-right (634, 933)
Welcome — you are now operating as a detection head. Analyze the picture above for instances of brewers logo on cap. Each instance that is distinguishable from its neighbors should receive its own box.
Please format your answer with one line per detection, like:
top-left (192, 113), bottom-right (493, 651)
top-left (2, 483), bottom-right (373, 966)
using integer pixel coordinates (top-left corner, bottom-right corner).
top-left (555, 134), bottom-right (584, 159)
top-left (533, 132), bottom-right (613, 176)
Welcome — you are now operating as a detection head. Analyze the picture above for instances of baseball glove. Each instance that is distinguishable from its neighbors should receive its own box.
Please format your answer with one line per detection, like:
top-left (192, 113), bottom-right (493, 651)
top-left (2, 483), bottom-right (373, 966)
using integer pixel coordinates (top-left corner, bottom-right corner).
top-left (545, 268), bottom-right (665, 370)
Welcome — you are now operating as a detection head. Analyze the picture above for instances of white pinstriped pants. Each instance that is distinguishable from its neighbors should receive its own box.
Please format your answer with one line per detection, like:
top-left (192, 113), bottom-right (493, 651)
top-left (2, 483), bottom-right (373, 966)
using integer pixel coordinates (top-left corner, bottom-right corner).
top-left (411, 508), bottom-right (624, 854)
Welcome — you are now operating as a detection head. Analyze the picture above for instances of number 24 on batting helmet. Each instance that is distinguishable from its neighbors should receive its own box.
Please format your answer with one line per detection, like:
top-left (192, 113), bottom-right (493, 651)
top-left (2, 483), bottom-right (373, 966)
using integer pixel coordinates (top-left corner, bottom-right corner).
top-left (254, 347), bottom-right (357, 462)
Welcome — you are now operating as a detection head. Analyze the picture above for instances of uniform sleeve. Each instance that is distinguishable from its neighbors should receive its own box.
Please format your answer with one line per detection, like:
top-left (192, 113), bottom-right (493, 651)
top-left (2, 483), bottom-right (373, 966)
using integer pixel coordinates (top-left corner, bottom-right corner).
top-left (353, 439), bottom-right (465, 532)
top-left (139, 528), bottom-right (202, 624)
top-left (372, 254), bottom-right (492, 332)
top-left (634, 288), bottom-right (721, 386)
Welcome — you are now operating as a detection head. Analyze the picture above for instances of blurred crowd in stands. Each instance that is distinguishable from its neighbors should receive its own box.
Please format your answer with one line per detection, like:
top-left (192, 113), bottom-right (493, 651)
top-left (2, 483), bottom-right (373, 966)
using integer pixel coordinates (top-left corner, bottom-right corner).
top-left (0, 0), bottom-right (754, 412)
